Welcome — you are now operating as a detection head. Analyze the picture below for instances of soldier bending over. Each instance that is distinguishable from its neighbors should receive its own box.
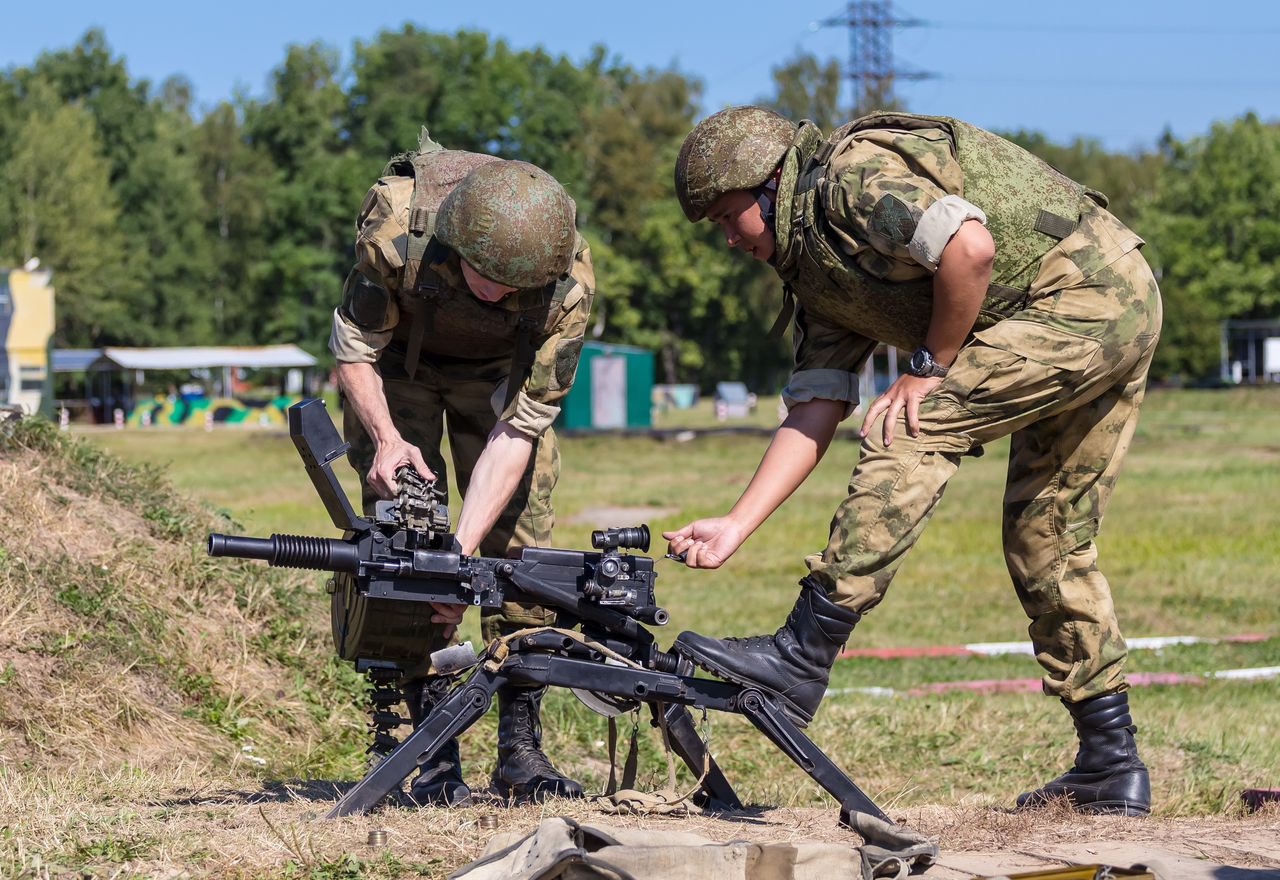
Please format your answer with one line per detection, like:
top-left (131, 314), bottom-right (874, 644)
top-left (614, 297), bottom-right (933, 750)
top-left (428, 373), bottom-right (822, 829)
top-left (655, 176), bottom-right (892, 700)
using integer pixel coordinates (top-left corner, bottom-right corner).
top-left (666, 107), bottom-right (1160, 816)
top-left (331, 133), bottom-right (595, 805)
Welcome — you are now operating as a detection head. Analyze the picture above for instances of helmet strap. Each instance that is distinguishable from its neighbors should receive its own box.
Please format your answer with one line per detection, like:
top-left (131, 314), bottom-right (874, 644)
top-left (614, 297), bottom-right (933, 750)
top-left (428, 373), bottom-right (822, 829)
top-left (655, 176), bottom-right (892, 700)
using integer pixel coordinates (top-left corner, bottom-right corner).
top-left (754, 178), bottom-right (779, 228)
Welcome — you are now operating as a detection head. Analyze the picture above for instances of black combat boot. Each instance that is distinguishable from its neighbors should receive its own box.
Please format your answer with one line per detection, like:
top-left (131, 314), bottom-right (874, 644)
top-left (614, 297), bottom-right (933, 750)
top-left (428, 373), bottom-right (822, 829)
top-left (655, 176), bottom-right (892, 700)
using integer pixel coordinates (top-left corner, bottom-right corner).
top-left (491, 686), bottom-right (585, 802)
top-left (401, 677), bottom-right (472, 807)
top-left (1017, 690), bottom-right (1151, 816)
top-left (674, 577), bottom-right (861, 727)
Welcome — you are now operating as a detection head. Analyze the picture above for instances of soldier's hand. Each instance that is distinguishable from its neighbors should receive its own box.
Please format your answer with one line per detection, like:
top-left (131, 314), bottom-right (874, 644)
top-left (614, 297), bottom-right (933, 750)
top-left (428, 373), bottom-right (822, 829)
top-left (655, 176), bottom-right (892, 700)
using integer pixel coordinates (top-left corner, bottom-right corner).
top-left (369, 438), bottom-right (435, 499)
top-left (859, 375), bottom-right (944, 447)
top-left (430, 601), bottom-right (466, 640)
top-left (663, 517), bottom-right (747, 570)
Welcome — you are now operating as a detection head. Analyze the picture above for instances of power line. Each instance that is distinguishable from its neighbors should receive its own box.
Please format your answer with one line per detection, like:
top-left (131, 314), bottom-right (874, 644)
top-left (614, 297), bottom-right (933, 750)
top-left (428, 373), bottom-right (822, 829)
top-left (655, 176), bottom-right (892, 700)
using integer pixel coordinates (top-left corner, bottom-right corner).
top-left (819, 1), bottom-right (936, 115)
top-left (947, 75), bottom-right (1280, 90)
top-left (924, 20), bottom-right (1280, 36)
top-left (715, 19), bottom-right (831, 93)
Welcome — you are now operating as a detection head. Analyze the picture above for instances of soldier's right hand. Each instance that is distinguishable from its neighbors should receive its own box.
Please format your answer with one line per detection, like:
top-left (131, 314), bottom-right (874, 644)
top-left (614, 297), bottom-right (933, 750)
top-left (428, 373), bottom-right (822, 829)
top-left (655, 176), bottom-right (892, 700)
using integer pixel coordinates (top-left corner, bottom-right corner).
top-left (369, 438), bottom-right (435, 499)
top-left (662, 517), bottom-right (747, 570)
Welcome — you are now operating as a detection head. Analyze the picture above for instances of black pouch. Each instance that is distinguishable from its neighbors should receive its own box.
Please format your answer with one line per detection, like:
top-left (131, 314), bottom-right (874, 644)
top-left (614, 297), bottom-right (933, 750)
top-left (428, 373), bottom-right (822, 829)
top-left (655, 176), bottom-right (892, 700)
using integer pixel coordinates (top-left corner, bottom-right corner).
top-left (343, 269), bottom-right (391, 330)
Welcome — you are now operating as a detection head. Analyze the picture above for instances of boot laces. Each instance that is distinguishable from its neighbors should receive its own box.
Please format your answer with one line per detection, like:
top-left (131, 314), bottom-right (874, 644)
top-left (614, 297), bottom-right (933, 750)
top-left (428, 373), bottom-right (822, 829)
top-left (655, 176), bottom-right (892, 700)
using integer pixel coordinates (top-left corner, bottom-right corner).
top-left (508, 741), bottom-right (564, 780)
top-left (725, 633), bottom-right (777, 650)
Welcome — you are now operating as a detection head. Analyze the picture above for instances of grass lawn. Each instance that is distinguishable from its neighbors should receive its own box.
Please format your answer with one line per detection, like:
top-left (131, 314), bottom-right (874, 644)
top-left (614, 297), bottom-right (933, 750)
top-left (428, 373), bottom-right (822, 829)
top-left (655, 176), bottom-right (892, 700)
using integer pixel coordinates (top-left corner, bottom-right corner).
top-left (85, 385), bottom-right (1280, 816)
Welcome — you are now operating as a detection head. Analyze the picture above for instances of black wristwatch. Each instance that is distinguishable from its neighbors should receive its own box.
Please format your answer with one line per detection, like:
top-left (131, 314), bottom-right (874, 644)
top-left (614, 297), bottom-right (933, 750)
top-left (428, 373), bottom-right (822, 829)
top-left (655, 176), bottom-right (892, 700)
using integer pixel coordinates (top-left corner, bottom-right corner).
top-left (907, 347), bottom-right (949, 378)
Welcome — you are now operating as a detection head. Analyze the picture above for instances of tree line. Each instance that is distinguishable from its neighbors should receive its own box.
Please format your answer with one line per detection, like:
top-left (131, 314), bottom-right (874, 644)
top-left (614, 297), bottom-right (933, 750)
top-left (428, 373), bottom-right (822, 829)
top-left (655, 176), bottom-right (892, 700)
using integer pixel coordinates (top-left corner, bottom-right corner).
top-left (1, 29), bottom-right (1276, 387)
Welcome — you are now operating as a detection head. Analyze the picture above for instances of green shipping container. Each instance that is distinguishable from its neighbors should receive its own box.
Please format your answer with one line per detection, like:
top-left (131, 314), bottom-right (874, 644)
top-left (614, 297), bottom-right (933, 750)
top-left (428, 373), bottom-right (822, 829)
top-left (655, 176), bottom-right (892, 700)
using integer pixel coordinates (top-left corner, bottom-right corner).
top-left (557, 342), bottom-right (653, 430)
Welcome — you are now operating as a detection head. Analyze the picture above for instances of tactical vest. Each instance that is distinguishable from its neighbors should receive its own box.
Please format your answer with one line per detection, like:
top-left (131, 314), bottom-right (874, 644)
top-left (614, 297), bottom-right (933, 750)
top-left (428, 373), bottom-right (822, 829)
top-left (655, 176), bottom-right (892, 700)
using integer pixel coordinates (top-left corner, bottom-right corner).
top-left (380, 130), bottom-right (570, 403)
top-left (774, 113), bottom-right (1102, 352)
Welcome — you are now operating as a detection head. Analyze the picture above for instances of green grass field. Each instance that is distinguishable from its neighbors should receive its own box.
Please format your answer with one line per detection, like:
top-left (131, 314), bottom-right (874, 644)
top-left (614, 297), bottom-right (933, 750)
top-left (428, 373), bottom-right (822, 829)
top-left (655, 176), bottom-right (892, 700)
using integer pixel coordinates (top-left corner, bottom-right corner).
top-left (87, 386), bottom-right (1280, 816)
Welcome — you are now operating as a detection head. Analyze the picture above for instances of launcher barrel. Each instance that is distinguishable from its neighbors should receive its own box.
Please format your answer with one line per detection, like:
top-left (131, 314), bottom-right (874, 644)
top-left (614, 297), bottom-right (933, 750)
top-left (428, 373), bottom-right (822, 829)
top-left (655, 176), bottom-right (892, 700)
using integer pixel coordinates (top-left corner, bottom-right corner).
top-left (207, 532), bottom-right (361, 573)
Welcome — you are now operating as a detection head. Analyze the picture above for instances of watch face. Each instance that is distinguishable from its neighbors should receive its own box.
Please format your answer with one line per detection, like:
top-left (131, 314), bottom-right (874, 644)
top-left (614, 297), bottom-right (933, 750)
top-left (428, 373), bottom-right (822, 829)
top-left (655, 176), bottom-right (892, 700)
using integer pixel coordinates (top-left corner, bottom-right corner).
top-left (909, 348), bottom-right (931, 375)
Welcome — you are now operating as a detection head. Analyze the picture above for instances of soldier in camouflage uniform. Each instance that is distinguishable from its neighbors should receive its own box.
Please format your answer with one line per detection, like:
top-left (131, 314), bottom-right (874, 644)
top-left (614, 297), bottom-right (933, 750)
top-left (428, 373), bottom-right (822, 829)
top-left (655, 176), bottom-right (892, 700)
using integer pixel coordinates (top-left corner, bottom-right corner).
top-left (666, 107), bottom-right (1161, 816)
top-left (330, 133), bottom-right (595, 805)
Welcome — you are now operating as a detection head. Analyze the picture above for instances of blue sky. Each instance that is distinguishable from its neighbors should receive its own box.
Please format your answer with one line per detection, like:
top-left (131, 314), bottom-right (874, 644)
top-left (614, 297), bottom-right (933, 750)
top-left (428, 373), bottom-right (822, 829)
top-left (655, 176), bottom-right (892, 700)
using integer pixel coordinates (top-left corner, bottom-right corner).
top-left (3, 0), bottom-right (1278, 151)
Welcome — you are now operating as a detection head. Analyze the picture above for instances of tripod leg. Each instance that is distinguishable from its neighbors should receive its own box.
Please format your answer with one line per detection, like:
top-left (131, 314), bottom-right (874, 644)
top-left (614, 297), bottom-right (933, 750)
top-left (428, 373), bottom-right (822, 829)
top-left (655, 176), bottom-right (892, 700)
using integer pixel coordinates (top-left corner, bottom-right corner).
top-left (325, 666), bottom-right (503, 818)
top-left (649, 701), bottom-right (742, 810)
top-left (736, 688), bottom-right (890, 824)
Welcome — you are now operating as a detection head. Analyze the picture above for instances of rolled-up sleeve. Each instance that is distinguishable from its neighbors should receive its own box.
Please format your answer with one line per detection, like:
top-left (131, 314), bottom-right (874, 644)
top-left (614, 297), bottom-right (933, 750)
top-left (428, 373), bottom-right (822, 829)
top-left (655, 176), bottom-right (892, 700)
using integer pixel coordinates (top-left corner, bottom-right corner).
top-left (329, 302), bottom-right (396, 364)
top-left (492, 240), bottom-right (597, 437)
top-left (908, 194), bottom-right (987, 271)
top-left (782, 305), bottom-right (877, 417)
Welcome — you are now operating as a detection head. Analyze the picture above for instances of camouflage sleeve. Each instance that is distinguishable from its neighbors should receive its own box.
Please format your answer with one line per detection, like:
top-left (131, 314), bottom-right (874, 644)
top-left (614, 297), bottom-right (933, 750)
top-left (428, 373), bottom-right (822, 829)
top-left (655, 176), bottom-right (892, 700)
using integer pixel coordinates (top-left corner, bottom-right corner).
top-left (824, 129), bottom-right (985, 280)
top-left (491, 238), bottom-right (596, 437)
top-left (328, 180), bottom-right (408, 364)
top-left (782, 303), bottom-right (876, 418)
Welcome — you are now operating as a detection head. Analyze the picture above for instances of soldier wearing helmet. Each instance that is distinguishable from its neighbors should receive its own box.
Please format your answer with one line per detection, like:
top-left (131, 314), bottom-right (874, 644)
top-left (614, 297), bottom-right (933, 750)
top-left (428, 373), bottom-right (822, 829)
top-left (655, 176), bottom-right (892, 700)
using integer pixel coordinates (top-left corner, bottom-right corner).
top-left (330, 132), bottom-right (594, 806)
top-left (666, 106), bottom-right (1161, 817)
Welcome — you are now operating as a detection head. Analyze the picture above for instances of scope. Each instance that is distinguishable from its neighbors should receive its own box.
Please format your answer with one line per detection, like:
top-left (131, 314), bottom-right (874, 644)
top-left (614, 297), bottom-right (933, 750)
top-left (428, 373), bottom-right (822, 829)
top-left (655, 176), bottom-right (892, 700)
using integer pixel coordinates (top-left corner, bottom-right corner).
top-left (590, 525), bottom-right (650, 552)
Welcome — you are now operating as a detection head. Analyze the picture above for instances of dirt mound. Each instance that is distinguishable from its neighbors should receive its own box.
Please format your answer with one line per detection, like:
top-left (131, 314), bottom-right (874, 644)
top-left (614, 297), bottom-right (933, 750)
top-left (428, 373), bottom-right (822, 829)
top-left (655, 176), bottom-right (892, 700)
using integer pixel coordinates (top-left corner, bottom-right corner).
top-left (0, 418), bottom-right (364, 777)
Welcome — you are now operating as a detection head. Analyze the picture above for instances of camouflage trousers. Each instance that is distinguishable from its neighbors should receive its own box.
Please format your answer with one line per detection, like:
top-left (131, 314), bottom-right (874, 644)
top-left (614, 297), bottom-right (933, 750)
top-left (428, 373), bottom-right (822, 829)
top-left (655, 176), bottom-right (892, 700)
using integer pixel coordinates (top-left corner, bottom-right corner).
top-left (806, 247), bottom-right (1163, 702)
top-left (343, 349), bottom-right (560, 670)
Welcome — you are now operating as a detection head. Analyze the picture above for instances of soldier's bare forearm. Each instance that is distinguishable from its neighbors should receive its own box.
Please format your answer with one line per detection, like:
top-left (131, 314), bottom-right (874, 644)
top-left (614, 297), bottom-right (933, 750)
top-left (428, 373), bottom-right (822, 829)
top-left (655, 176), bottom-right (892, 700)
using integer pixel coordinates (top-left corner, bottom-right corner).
top-left (928, 220), bottom-right (994, 365)
top-left (455, 421), bottom-right (534, 556)
top-left (338, 362), bottom-right (436, 496)
top-left (336, 361), bottom-right (402, 447)
top-left (727, 399), bottom-right (844, 536)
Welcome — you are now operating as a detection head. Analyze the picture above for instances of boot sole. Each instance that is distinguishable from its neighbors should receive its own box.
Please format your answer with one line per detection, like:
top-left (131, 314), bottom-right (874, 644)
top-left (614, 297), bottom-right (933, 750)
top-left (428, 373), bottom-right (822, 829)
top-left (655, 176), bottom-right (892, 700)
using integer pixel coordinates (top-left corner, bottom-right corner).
top-left (1017, 793), bottom-right (1150, 817)
top-left (675, 642), bottom-right (813, 728)
top-left (1077, 800), bottom-right (1151, 817)
top-left (489, 781), bottom-right (585, 805)
top-left (407, 789), bottom-right (473, 808)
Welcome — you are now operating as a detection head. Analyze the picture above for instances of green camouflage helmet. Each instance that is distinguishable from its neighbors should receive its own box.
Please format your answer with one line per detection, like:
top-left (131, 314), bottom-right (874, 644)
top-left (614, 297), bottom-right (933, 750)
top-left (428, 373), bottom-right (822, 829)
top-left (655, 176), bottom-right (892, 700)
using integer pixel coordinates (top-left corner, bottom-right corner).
top-left (436, 160), bottom-right (577, 289)
top-left (675, 106), bottom-right (797, 222)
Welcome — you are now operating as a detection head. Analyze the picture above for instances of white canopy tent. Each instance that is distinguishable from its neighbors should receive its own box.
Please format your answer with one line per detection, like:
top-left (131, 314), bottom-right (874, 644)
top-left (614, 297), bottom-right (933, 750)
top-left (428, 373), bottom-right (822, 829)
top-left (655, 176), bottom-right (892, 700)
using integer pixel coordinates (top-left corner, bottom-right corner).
top-left (86, 345), bottom-right (318, 397)
top-left (52, 345), bottom-right (320, 421)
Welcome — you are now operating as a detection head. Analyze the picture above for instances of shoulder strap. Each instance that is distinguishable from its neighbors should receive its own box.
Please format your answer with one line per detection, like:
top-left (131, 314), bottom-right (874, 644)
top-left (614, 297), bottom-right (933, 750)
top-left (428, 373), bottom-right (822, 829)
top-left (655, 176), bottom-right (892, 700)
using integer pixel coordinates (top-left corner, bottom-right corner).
top-left (767, 287), bottom-right (796, 341)
top-left (501, 314), bottom-right (540, 414)
top-left (403, 144), bottom-right (447, 293)
top-left (500, 278), bottom-right (559, 414)
top-left (549, 273), bottom-right (575, 307)
top-left (403, 239), bottom-right (448, 381)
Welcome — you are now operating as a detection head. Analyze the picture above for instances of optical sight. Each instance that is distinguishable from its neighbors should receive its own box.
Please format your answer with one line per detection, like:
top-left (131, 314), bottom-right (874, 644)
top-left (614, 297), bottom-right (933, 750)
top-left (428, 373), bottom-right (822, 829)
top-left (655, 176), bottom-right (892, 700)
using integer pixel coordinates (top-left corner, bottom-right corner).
top-left (591, 525), bottom-right (650, 552)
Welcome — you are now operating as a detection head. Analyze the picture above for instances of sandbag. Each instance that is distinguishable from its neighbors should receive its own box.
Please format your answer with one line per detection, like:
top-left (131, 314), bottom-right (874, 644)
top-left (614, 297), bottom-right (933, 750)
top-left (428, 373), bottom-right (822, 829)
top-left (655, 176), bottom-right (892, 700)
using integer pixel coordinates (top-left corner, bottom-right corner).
top-left (448, 816), bottom-right (937, 880)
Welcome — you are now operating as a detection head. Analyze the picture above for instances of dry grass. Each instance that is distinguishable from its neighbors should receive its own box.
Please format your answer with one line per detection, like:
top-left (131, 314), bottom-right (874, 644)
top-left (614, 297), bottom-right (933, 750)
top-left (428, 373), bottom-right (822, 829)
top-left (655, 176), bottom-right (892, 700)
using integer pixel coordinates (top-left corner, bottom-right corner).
top-left (0, 452), bottom-right (221, 771)
top-left (3, 764), bottom-right (1277, 877)
top-left (5, 391), bottom-right (1279, 877)
top-left (0, 419), bottom-right (366, 788)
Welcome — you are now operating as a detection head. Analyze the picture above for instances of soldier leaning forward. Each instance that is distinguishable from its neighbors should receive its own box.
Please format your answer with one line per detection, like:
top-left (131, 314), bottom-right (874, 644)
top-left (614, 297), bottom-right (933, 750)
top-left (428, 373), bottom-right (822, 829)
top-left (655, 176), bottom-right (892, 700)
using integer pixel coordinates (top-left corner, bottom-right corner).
top-left (329, 131), bottom-right (596, 806)
top-left (665, 107), bottom-right (1161, 816)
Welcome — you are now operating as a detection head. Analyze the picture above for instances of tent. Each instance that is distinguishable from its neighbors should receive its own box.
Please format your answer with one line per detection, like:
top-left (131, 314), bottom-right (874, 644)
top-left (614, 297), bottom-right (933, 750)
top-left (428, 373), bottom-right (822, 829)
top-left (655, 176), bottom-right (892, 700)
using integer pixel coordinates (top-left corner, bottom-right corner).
top-left (54, 345), bottom-right (318, 424)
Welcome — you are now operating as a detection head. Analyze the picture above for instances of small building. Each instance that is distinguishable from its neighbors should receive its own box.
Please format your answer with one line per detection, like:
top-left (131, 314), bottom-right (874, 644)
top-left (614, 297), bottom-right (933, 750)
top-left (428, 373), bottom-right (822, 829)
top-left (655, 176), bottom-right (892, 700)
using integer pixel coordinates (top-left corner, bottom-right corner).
top-left (0, 265), bottom-right (55, 416)
top-left (1221, 319), bottom-right (1280, 383)
top-left (557, 341), bottom-right (653, 430)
